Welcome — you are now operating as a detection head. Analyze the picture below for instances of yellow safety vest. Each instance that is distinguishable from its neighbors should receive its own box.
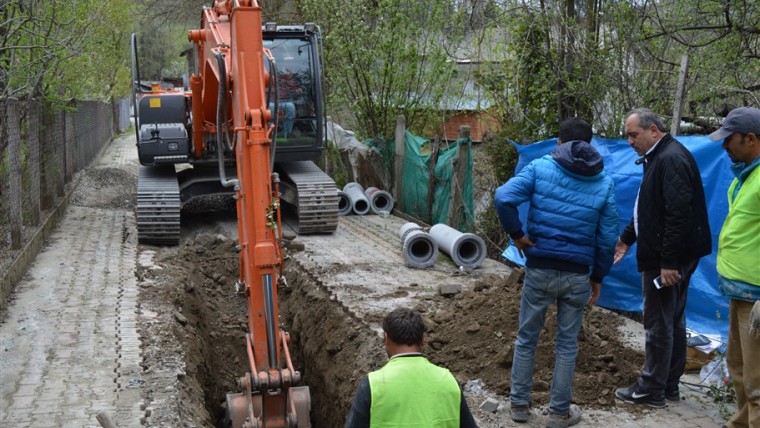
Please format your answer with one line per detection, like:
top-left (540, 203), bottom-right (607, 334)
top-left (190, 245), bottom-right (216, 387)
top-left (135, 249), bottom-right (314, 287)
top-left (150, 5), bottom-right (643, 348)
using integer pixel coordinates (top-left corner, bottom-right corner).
top-left (368, 356), bottom-right (460, 428)
top-left (718, 165), bottom-right (760, 286)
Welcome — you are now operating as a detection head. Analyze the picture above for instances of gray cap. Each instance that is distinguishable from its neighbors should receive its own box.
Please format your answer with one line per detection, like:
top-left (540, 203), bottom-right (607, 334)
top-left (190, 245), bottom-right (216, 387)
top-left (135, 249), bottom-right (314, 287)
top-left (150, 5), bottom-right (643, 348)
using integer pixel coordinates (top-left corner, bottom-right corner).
top-left (709, 107), bottom-right (760, 141)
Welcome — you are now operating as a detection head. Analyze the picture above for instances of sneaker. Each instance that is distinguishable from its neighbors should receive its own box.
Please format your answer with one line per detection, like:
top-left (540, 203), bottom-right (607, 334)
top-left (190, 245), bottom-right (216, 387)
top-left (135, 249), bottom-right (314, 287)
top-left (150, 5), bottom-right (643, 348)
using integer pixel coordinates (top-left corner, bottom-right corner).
top-left (510, 404), bottom-right (530, 423)
top-left (546, 404), bottom-right (582, 428)
top-left (615, 383), bottom-right (666, 408)
top-left (665, 387), bottom-right (680, 402)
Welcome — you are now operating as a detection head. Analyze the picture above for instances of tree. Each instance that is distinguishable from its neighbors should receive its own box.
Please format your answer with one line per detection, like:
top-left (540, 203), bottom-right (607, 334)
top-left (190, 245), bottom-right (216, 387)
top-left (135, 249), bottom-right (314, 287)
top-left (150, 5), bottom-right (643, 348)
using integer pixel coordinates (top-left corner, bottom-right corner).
top-left (1, 0), bottom-right (135, 102)
top-left (300, 0), bottom-right (469, 139)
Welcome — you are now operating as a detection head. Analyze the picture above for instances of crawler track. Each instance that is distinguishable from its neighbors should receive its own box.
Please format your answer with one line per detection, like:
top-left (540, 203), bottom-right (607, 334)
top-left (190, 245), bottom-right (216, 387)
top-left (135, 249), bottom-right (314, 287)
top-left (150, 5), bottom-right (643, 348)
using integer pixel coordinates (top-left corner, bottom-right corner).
top-left (277, 161), bottom-right (339, 234)
top-left (136, 165), bottom-right (181, 245)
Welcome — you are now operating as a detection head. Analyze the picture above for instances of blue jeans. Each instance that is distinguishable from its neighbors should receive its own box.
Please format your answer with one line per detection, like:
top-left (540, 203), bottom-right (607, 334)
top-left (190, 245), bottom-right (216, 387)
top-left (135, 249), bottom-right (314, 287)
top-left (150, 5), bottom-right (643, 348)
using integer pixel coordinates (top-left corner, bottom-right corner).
top-left (268, 101), bottom-right (295, 136)
top-left (510, 268), bottom-right (590, 415)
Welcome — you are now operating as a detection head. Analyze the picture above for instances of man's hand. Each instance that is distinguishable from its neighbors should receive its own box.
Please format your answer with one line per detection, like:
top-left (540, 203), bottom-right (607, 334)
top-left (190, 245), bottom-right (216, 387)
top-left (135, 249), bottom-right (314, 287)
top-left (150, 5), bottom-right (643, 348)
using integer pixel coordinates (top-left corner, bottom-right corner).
top-left (588, 279), bottom-right (601, 306)
top-left (749, 300), bottom-right (760, 338)
top-left (659, 268), bottom-right (682, 287)
top-left (613, 239), bottom-right (629, 265)
top-left (513, 236), bottom-right (535, 258)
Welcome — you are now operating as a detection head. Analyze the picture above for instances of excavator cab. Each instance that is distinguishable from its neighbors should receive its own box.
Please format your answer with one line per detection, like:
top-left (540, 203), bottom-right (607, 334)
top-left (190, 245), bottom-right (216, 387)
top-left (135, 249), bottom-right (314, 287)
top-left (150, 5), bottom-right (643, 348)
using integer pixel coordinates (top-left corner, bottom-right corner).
top-left (264, 25), bottom-right (326, 163)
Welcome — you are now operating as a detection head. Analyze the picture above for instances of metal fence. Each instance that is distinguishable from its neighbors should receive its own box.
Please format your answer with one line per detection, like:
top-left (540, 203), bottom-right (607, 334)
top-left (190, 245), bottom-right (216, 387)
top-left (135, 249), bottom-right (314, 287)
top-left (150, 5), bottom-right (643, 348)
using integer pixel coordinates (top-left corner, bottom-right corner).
top-left (1, 98), bottom-right (117, 250)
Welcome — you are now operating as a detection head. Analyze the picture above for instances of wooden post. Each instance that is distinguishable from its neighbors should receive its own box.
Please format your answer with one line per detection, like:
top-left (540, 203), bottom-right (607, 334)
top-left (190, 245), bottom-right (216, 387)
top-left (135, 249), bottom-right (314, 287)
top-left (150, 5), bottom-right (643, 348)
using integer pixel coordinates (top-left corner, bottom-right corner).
top-left (64, 109), bottom-right (73, 183)
top-left (426, 137), bottom-right (440, 223)
top-left (55, 110), bottom-right (66, 197)
top-left (671, 54), bottom-right (689, 136)
top-left (7, 98), bottom-right (23, 249)
top-left (394, 115), bottom-right (406, 212)
top-left (447, 126), bottom-right (471, 228)
top-left (28, 100), bottom-right (41, 226)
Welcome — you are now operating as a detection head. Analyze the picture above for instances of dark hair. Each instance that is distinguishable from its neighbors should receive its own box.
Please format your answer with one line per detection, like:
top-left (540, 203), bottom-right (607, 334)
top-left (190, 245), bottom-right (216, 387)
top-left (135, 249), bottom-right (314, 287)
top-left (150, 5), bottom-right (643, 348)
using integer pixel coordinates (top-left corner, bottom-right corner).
top-left (625, 108), bottom-right (666, 132)
top-left (559, 117), bottom-right (593, 143)
top-left (383, 307), bottom-right (424, 346)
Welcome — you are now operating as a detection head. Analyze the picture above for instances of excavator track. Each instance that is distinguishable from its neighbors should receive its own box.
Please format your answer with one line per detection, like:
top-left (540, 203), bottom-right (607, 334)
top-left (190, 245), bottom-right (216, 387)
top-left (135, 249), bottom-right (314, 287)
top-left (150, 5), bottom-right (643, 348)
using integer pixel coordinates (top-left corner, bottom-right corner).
top-left (136, 165), bottom-right (181, 245)
top-left (277, 161), bottom-right (339, 234)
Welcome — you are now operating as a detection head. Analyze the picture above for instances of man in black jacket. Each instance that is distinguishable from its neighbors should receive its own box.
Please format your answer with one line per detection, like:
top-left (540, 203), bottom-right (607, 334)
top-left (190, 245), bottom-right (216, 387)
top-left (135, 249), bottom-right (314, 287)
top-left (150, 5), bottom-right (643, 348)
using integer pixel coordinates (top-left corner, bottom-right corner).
top-left (613, 108), bottom-right (711, 408)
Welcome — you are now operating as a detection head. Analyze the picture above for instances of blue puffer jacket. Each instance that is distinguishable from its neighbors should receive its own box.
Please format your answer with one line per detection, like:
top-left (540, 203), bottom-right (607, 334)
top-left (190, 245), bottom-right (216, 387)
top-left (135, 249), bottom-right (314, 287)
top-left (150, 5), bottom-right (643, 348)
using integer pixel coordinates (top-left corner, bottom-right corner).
top-left (494, 141), bottom-right (619, 282)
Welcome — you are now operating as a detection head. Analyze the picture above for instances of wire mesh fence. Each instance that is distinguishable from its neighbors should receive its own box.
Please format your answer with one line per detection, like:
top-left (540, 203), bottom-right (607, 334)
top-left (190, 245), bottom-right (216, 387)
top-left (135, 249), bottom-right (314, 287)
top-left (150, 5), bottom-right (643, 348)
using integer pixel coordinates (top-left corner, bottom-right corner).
top-left (1, 98), bottom-right (117, 252)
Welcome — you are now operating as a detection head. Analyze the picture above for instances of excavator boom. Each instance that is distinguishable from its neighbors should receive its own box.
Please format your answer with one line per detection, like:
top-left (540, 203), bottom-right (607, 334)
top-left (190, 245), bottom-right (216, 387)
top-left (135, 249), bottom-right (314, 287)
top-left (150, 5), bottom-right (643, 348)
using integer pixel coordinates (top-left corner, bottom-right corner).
top-left (132, 1), bottom-right (319, 425)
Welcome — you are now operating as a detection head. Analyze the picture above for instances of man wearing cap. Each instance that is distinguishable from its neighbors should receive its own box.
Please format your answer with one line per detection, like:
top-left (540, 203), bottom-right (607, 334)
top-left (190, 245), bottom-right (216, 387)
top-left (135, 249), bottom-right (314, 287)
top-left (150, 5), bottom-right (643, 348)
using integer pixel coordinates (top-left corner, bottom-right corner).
top-left (614, 108), bottom-right (711, 408)
top-left (709, 106), bottom-right (760, 428)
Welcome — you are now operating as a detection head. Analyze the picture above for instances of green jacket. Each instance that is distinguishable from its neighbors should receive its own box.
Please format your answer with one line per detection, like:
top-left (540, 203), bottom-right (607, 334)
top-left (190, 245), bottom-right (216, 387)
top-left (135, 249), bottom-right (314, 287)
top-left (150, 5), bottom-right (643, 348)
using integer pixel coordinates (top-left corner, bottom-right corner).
top-left (368, 355), bottom-right (460, 428)
top-left (718, 158), bottom-right (760, 288)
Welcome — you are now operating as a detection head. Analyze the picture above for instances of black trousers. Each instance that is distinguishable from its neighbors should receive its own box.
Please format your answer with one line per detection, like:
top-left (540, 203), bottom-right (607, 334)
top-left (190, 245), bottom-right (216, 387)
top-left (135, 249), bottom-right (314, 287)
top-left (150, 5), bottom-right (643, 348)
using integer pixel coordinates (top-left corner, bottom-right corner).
top-left (638, 259), bottom-right (699, 394)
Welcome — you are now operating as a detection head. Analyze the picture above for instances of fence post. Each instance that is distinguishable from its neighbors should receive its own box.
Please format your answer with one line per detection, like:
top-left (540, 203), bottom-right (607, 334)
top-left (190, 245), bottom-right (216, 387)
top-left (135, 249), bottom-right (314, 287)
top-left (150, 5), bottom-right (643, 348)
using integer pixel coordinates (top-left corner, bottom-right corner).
top-left (447, 126), bottom-right (471, 229)
top-left (394, 115), bottom-right (406, 212)
top-left (0, 100), bottom-right (8, 248)
top-left (28, 100), bottom-right (41, 226)
top-left (426, 137), bottom-right (440, 222)
top-left (7, 98), bottom-right (23, 249)
top-left (55, 110), bottom-right (66, 197)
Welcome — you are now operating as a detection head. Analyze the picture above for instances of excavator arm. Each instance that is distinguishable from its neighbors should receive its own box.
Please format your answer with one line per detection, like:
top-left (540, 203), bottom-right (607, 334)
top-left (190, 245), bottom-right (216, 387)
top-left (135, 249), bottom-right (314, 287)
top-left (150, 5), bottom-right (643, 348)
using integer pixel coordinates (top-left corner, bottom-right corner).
top-left (187, 1), bottom-right (310, 426)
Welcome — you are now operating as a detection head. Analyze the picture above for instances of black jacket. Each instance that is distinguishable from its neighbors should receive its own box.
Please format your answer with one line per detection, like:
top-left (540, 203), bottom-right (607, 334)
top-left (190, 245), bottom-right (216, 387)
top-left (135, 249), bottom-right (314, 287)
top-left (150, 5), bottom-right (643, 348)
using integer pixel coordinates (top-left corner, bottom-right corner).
top-left (620, 134), bottom-right (711, 272)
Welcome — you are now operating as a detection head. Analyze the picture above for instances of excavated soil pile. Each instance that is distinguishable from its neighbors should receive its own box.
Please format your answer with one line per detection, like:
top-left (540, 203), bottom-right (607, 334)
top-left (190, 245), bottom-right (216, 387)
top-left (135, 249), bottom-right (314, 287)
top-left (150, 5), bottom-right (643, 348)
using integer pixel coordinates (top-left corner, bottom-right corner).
top-left (139, 234), bottom-right (644, 427)
top-left (423, 274), bottom-right (645, 407)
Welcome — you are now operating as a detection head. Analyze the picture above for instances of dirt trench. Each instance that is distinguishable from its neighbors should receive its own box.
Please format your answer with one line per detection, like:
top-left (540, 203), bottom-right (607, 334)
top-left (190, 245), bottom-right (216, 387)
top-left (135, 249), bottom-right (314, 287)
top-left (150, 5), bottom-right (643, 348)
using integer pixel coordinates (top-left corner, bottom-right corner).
top-left (136, 218), bottom-right (645, 427)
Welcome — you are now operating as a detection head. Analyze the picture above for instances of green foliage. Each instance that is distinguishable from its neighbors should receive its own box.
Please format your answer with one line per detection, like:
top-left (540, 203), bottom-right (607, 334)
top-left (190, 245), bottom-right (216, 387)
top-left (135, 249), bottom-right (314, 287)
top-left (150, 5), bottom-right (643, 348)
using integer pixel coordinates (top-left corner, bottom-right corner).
top-left (475, 133), bottom-right (517, 258)
top-left (1, 0), bottom-right (136, 101)
top-left (300, 0), bottom-right (467, 139)
top-left (317, 140), bottom-right (350, 189)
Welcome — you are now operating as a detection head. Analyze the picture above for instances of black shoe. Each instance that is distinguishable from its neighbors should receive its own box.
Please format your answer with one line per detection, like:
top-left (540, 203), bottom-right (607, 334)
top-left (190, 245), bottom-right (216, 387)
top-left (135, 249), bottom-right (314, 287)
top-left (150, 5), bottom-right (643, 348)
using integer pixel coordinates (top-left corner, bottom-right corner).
top-left (615, 383), bottom-right (666, 408)
top-left (510, 405), bottom-right (530, 423)
top-left (665, 387), bottom-right (680, 402)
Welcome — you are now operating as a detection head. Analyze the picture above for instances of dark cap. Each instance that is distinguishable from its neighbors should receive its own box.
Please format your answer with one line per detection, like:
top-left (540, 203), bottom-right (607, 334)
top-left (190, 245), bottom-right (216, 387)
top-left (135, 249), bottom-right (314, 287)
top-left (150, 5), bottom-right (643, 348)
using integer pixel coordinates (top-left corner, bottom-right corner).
top-left (709, 107), bottom-right (760, 141)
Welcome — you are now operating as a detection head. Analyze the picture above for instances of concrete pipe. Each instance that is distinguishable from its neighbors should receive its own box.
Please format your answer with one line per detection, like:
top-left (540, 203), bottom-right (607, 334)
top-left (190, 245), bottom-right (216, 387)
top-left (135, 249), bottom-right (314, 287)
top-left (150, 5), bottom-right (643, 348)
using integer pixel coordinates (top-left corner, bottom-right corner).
top-left (399, 222), bottom-right (438, 269)
top-left (337, 190), bottom-right (352, 216)
top-left (342, 182), bottom-right (370, 215)
top-left (429, 223), bottom-right (487, 270)
top-left (364, 187), bottom-right (395, 215)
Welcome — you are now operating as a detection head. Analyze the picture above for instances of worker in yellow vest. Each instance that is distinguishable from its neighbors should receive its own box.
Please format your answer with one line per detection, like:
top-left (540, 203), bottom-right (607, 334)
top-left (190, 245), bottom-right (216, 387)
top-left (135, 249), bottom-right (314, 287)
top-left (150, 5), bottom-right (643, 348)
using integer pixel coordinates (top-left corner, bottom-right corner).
top-left (709, 106), bottom-right (760, 428)
top-left (344, 307), bottom-right (478, 428)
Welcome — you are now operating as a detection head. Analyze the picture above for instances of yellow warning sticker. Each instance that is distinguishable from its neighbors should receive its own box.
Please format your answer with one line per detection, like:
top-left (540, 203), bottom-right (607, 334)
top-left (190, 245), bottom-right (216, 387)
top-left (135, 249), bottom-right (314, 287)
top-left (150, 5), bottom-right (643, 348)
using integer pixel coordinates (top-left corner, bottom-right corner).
top-left (149, 98), bottom-right (161, 108)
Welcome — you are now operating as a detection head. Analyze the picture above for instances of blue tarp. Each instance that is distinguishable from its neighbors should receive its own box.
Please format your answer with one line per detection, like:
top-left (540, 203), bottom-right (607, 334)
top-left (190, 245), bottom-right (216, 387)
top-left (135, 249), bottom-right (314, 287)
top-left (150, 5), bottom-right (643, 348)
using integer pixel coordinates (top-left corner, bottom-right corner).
top-left (502, 136), bottom-right (734, 341)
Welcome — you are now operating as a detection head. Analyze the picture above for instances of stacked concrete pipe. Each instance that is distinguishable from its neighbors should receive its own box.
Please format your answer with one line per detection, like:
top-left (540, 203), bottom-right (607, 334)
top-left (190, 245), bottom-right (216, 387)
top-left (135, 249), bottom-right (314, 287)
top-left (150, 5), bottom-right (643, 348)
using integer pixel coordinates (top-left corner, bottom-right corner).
top-left (399, 223), bottom-right (438, 268)
top-left (337, 191), bottom-right (352, 216)
top-left (342, 182), bottom-right (370, 215)
top-left (429, 223), bottom-right (487, 270)
top-left (364, 186), bottom-right (395, 215)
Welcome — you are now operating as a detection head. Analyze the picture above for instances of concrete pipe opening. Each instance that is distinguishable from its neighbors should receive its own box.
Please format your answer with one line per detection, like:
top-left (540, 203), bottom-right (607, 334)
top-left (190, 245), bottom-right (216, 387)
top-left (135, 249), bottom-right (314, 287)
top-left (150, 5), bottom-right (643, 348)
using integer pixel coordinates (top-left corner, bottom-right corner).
top-left (365, 187), bottom-right (395, 215)
top-left (408, 236), bottom-right (437, 266)
top-left (353, 199), bottom-right (370, 215)
top-left (456, 238), bottom-right (484, 266)
top-left (429, 224), bottom-right (487, 270)
top-left (338, 191), bottom-right (352, 216)
top-left (343, 182), bottom-right (370, 215)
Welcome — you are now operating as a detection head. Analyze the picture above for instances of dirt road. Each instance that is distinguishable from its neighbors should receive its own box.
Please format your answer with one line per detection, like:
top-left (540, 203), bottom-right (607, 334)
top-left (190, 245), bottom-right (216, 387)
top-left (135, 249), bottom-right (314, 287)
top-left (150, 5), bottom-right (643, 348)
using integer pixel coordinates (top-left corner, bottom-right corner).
top-left (1, 131), bottom-right (730, 427)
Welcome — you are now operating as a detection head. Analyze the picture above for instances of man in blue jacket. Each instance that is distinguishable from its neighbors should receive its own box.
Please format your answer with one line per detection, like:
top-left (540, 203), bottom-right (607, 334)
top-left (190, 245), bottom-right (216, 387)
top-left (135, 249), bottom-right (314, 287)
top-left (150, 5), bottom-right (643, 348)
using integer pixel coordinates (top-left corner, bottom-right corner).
top-left (494, 118), bottom-right (618, 428)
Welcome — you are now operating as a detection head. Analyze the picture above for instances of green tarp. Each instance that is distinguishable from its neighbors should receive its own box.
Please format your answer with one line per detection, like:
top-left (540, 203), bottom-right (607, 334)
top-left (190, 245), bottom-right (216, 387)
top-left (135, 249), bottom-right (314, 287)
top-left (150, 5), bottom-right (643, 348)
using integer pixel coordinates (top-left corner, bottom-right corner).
top-left (367, 131), bottom-right (474, 230)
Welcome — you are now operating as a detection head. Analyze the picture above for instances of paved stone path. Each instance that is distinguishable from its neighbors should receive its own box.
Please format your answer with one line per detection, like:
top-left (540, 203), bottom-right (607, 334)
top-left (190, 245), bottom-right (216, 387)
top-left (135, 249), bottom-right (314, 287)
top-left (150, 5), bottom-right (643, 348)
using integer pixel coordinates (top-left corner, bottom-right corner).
top-left (0, 136), bottom-right (144, 427)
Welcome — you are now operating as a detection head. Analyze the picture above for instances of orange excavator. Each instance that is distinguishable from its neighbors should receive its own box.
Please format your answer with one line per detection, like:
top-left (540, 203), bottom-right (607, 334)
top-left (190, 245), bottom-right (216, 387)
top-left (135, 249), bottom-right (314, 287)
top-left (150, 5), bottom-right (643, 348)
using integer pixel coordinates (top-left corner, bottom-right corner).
top-left (131, 1), bottom-right (329, 426)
